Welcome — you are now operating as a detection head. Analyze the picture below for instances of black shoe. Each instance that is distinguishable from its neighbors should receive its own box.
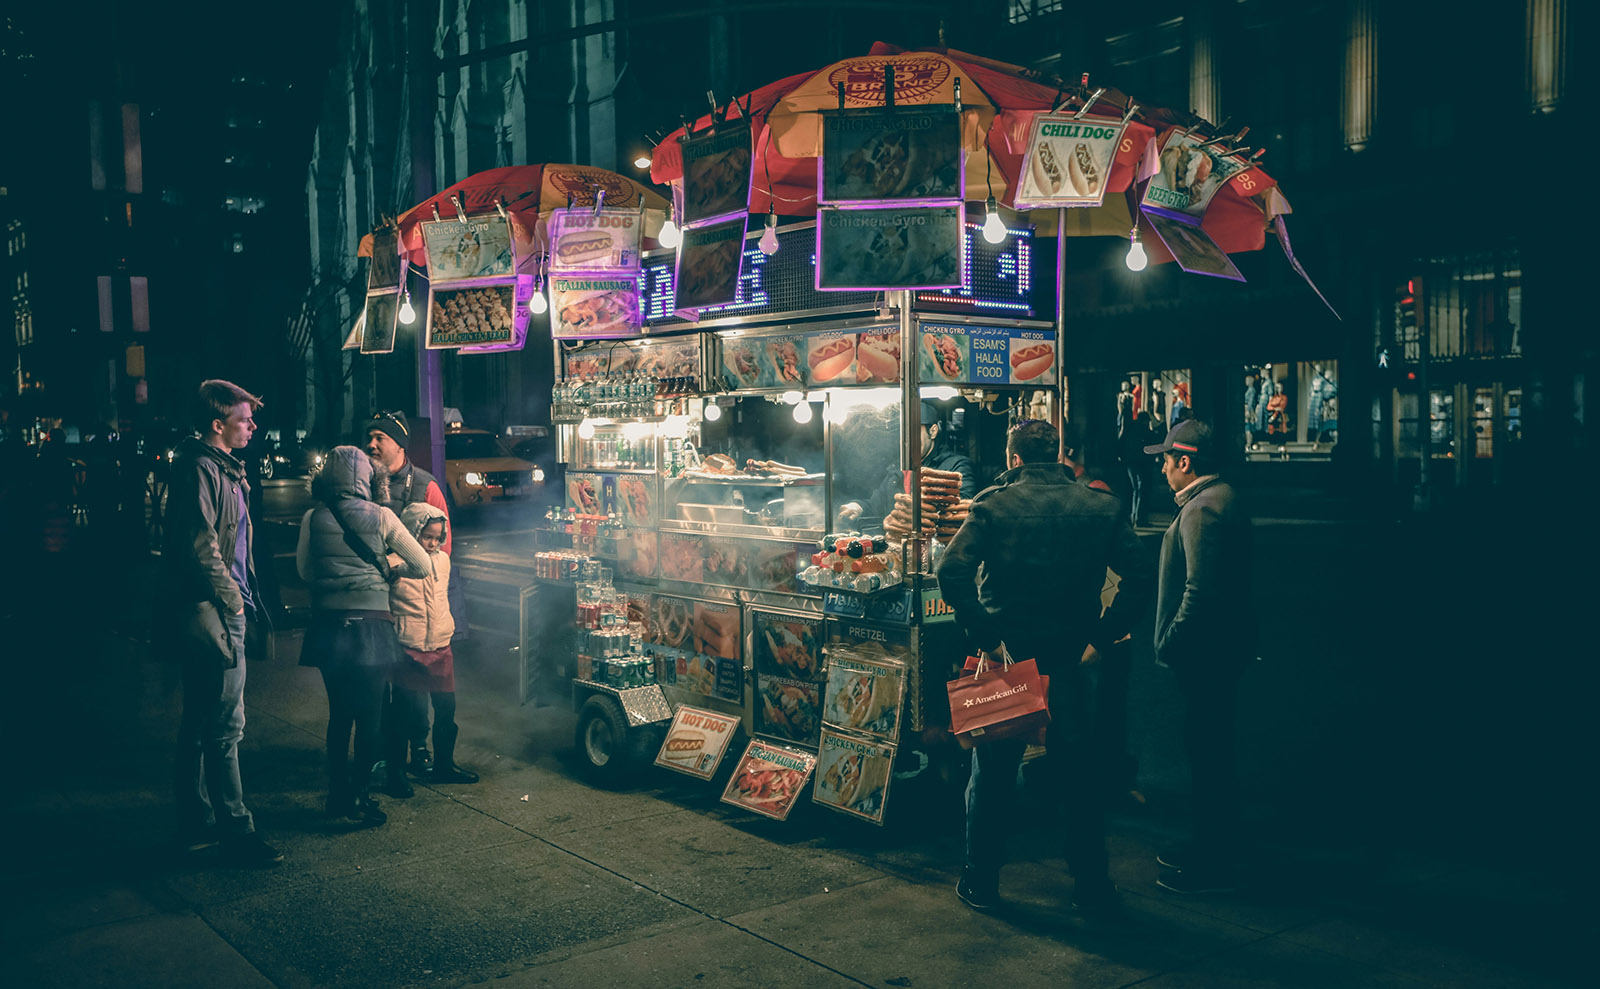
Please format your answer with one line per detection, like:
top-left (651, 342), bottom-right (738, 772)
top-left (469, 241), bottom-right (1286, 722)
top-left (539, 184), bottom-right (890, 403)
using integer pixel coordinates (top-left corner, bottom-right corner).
top-left (351, 797), bottom-right (387, 828)
top-left (956, 870), bottom-right (999, 912)
top-left (384, 776), bottom-right (414, 799)
top-left (180, 826), bottom-right (220, 853)
top-left (1071, 879), bottom-right (1122, 917)
top-left (1155, 846), bottom-right (1192, 871)
top-left (1157, 870), bottom-right (1236, 895)
top-left (410, 746), bottom-right (433, 776)
top-left (220, 833), bottom-right (284, 867)
top-left (431, 765), bottom-right (479, 784)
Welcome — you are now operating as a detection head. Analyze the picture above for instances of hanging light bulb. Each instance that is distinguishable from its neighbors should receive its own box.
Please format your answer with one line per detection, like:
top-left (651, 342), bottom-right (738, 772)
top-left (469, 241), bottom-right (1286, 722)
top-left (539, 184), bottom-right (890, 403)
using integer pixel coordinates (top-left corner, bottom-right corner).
top-left (982, 196), bottom-right (1007, 244)
top-left (702, 399), bottom-right (723, 422)
top-left (759, 210), bottom-right (779, 255)
top-left (1125, 226), bottom-right (1148, 271)
top-left (576, 419), bottom-right (596, 440)
top-left (792, 401), bottom-right (813, 424)
top-left (399, 289), bottom-right (416, 324)
top-left (529, 281), bottom-right (549, 314)
top-left (657, 205), bottom-right (681, 248)
top-left (633, 153), bottom-right (652, 169)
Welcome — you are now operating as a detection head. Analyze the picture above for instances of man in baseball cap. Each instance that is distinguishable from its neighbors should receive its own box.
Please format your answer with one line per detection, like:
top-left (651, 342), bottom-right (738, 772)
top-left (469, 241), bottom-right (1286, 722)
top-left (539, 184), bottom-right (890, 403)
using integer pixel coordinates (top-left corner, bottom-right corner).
top-left (1145, 417), bottom-right (1254, 896)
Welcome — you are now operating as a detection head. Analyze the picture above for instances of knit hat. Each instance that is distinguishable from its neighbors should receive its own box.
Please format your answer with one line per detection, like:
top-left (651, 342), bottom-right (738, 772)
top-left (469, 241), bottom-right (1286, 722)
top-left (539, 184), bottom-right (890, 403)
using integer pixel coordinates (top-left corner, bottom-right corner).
top-left (368, 410), bottom-right (409, 448)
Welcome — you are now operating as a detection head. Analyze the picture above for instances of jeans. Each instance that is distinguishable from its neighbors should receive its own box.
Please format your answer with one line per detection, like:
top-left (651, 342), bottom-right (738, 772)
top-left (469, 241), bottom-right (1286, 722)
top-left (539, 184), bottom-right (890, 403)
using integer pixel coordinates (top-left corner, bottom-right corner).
top-left (388, 687), bottom-right (462, 771)
top-left (175, 609), bottom-right (254, 837)
top-left (964, 659), bottom-right (1110, 884)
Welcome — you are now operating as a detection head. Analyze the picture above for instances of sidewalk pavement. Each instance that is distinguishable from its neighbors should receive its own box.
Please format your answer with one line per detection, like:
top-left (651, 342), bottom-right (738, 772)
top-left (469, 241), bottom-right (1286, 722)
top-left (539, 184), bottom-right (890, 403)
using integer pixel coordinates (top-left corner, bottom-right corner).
top-left (2, 544), bottom-right (1585, 989)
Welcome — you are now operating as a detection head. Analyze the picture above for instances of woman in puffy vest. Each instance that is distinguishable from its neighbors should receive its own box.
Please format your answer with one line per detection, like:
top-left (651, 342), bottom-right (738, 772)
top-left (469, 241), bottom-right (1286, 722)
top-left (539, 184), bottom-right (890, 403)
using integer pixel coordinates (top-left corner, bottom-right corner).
top-left (296, 445), bottom-right (431, 827)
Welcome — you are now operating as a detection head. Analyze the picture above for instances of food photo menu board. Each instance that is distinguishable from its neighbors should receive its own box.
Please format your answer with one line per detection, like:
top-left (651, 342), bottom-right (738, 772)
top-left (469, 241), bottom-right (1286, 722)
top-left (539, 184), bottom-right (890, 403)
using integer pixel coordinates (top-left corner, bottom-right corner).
top-left (1141, 130), bottom-right (1252, 220)
top-left (679, 117), bottom-right (754, 225)
top-left (426, 284), bottom-right (517, 349)
top-left (918, 322), bottom-right (1056, 386)
top-left (813, 729), bottom-right (895, 825)
top-left (674, 217), bottom-right (748, 316)
top-left (359, 292), bottom-right (399, 355)
top-left (820, 106), bottom-right (963, 205)
top-left (1013, 114), bottom-right (1127, 209)
top-left (420, 215), bottom-right (515, 284)
top-left (720, 739), bottom-right (817, 821)
top-left (1144, 211), bottom-right (1245, 283)
top-left (549, 274), bottom-right (644, 339)
top-left (547, 208), bottom-right (645, 272)
top-left (816, 205), bottom-right (963, 291)
top-left (654, 705), bottom-right (741, 781)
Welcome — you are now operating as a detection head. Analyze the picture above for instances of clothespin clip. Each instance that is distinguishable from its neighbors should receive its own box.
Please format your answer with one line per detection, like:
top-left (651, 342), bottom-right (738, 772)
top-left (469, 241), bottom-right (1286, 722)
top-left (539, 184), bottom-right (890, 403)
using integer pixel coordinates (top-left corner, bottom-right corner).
top-left (431, 204), bottom-right (442, 223)
top-left (1122, 102), bottom-right (1142, 124)
top-left (1249, 148), bottom-right (1266, 161)
top-left (494, 199), bottom-right (508, 221)
top-left (1073, 87), bottom-right (1107, 120)
top-left (953, 78), bottom-right (962, 114)
top-left (593, 187), bottom-right (606, 217)
top-left (451, 195), bottom-right (467, 225)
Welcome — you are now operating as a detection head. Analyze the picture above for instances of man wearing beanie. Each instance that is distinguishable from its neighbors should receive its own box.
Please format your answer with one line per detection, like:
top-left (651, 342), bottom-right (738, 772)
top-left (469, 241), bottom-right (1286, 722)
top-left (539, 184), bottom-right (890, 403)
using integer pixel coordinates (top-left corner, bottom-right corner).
top-left (366, 410), bottom-right (459, 780)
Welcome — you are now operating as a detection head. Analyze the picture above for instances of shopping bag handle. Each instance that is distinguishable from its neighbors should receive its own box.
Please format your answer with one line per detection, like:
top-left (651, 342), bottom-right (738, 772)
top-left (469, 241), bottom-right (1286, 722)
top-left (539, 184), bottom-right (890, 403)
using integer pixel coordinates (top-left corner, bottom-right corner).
top-left (970, 643), bottom-right (1014, 679)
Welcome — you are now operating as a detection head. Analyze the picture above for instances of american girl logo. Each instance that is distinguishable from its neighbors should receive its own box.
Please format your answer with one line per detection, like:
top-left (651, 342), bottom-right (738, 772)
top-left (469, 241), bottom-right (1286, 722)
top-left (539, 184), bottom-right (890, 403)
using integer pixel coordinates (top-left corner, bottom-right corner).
top-left (827, 56), bottom-right (951, 105)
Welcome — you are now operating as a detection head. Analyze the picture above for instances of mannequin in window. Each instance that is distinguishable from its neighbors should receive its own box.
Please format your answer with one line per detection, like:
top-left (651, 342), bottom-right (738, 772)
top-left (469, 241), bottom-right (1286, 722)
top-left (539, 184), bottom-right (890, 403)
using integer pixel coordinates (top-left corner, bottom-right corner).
top-left (1147, 379), bottom-right (1166, 428)
top-left (1254, 376), bottom-right (1273, 442)
top-left (1243, 373), bottom-right (1259, 447)
top-left (1266, 381), bottom-right (1289, 439)
top-left (1306, 364), bottom-right (1337, 445)
top-left (1129, 376), bottom-right (1144, 424)
top-left (1116, 380), bottom-right (1135, 436)
top-left (1171, 380), bottom-right (1191, 425)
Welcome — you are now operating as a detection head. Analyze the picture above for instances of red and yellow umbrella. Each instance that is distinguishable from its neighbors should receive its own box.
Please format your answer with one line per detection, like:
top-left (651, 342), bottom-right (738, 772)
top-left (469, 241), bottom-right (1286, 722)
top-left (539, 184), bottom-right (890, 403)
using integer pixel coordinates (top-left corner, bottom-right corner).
top-left (358, 164), bottom-right (670, 267)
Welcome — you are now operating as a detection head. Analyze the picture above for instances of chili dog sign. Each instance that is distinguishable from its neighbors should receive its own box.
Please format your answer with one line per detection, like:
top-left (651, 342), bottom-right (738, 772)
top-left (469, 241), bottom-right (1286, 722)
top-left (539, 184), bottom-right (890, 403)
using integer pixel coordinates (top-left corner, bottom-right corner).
top-left (654, 705), bottom-right (740, 780)
top-left (919, 322), bottom-right (1056, 386)
top-left (547, 208), bottom-right (643, 273)
top-left (1014, 114), bottom-right (1128, 209)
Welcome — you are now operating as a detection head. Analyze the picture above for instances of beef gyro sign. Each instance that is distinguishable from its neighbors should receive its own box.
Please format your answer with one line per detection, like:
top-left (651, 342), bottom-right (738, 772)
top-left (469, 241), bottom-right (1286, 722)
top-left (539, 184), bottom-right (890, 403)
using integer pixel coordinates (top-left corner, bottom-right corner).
top-left (1014, 114), bottom-right (1128, 209)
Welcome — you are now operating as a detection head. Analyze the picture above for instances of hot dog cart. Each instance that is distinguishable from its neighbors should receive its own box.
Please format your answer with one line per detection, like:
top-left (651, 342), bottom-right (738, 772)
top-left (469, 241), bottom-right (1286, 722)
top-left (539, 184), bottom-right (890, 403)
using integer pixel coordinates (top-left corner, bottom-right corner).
top-left (521, 219), bottom-right (1059, 821)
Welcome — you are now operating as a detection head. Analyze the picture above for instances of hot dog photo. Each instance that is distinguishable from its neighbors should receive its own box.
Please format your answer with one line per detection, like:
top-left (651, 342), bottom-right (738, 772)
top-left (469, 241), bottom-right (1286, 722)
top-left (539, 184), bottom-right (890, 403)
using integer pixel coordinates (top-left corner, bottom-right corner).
top-left (675, 217), bottom-right (747, 313)
top-left (1009, 340), bottom-right (1056, 382)
top-left (806, 334), bottom-right (857, 383)
top-left (547, 208), bottom-right (642, 271)
top-left (1015, 113), bottom-right (1127, 209)
top-left (655, 706), bottom-right (740, 780)
top-left (855, 330), bottom-right (900, 383)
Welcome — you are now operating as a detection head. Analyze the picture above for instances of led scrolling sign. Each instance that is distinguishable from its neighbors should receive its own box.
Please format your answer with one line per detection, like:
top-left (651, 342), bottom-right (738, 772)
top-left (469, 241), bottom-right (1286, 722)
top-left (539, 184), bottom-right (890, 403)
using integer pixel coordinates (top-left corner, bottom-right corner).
top-left (641, 223), bottom-right (1042, 325)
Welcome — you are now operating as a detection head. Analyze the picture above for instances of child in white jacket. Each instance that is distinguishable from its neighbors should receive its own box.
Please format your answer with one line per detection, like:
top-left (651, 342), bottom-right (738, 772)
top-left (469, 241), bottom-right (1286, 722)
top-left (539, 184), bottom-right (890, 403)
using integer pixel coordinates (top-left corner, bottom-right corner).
top-left (383, 502), bottom-right (478, 794)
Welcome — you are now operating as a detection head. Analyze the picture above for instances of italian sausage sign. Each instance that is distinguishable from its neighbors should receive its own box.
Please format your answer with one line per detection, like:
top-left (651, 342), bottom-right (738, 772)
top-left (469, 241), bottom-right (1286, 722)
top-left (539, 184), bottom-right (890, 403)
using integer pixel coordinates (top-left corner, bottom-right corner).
top-left (1014, 114), bottom-right (1128, 209)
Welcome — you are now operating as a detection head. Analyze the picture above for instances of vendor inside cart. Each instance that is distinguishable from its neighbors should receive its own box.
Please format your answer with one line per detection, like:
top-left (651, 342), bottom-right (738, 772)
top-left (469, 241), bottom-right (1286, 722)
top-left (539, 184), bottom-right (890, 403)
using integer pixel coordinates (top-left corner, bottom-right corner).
top-left (836, 399), bottom-right (980, 528)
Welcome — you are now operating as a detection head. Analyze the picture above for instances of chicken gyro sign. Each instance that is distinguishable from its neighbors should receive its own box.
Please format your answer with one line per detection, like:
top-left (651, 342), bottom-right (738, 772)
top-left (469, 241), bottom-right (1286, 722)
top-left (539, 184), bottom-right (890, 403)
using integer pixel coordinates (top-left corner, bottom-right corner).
top-left (1014, 114), bottom-right (1128, 209)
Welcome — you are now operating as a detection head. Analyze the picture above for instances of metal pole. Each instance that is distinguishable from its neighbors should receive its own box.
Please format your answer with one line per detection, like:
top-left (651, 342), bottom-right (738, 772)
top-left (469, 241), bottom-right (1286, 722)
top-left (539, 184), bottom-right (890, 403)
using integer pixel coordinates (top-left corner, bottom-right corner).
top-left (898, 290), bottom-right (920, 575)
top-left (408, 0), bottom-right (445, 477)
top-left (1055, 207), bottom-right (1067, 437)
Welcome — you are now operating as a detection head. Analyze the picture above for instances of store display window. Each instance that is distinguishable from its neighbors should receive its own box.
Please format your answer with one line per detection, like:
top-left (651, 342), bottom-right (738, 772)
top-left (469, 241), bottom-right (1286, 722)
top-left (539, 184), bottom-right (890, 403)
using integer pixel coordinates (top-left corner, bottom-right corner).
top-left (1243, 361), bottom-right (1338, 460)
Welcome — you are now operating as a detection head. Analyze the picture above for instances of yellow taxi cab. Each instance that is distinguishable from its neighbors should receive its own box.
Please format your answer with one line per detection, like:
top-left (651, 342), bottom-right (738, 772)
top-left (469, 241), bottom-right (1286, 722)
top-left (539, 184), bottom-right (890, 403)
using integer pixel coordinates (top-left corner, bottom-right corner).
top-left (443, 424), bottom-right (539, 506)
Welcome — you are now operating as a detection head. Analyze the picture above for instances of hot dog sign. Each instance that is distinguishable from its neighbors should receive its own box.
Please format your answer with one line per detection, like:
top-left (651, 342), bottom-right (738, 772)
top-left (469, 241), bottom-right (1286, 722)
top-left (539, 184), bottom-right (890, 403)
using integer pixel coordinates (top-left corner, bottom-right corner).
top-left (1014, 114), bottom-right (1128, 209)
top-left (546, 208), bottom-right (643, 273)
top-left (919, 322), bottom-right (1056, 386)
top-left (654, 705), bottom-right (741, 780)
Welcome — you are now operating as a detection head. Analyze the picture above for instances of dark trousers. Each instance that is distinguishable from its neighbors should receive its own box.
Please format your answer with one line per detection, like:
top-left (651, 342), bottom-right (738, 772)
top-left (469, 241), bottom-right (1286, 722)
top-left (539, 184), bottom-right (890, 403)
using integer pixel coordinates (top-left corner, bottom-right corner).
top-left (320, 664), bottom-right (389, 806)
top-left (1174, 666), bottom-right (1242, 869)
top-left (964, 659), bottom-right (1110, 885)
top-left (388, 687), bottom-right (461, 771)
top-left (174, 610), bottom-right (253, 837)
top-left (1124, 463), bottom-right (1145, 526)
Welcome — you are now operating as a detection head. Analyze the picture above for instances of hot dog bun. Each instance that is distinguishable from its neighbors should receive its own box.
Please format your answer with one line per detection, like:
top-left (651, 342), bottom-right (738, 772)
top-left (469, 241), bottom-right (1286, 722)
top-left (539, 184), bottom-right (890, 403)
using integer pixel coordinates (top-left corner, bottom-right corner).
top-left (1066, 143), bottom-right (1100, 197)
top-left (855, 333), bottom-right (900, 383)
top-left (807, 336), bottom-right (856, 382)
top-left (557, 232), bottom-right (612, 264)
top-left (1010, 343), bottom-right (1055, 382)
top-left (1030, 141), bottom-right (1064, 197)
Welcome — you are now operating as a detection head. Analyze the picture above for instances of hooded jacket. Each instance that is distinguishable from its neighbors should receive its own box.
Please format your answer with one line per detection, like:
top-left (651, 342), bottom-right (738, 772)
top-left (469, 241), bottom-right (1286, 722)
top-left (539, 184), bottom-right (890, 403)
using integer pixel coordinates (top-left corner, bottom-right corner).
top-left (160, 435), bottom-right (270, 666)
top-left (936, 461), bottom-right (1152, 665)
top-left (296, 446), bottom-right (431, 613)
top-left (389, 502), bottom-right (454, 651)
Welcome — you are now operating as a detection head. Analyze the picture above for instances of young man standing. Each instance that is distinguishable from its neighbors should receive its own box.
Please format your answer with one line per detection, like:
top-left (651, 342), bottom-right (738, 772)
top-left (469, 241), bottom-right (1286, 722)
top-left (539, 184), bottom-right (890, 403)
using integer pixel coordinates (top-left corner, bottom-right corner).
top-left (164, 379), bottom-right (281, 866)
top-left (937, 419), bottom-right (1151, 915)
top-left (1144, 419), bottom-right (1254, 894)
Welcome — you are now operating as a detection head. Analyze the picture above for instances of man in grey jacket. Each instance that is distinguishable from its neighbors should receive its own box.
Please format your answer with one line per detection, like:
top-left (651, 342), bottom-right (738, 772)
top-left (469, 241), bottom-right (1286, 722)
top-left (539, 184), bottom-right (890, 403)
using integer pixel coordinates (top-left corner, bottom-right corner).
top-left (937, 419), bottom-right (1151, 915)
top-left (1145, 419), bottom-right (1253, 894)
top-left (163, 379), bottom-right (281, 867)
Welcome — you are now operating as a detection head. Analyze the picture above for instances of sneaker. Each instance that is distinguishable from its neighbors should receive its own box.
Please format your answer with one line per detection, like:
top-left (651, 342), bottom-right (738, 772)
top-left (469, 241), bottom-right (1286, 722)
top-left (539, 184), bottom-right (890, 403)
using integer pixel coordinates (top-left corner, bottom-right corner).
top-left (351, 797), bottom-right (387, 828)
top-left (956, 870), bottom-right (999, 912)
top-left (410, 746), bottom-right (433, 776)
top-left (220, 833), bottom-right (284, 867)
top-left (431, 765), bottom-right (479, 784)
top-left (1157, 871), bottom-right (1236, 895)
top-left (1071, 879), bottom-right (1122, 917)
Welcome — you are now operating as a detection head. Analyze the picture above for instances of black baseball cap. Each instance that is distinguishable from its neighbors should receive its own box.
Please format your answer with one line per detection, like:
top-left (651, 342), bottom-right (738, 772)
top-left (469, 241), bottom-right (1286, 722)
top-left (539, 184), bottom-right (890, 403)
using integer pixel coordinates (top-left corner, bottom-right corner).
top-left (1144, 418), bottom-right (1212, 458)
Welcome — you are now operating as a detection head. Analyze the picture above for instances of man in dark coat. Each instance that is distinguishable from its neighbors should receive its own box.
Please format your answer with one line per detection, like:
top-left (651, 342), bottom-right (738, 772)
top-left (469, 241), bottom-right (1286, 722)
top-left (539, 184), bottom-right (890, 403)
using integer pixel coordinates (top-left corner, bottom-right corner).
top-left (162, 379), bottom-right (281, 867)
top-left (1145, 419), bottom-right (1253, 894)
top-left (937, 419), bottom-right (1152, 915)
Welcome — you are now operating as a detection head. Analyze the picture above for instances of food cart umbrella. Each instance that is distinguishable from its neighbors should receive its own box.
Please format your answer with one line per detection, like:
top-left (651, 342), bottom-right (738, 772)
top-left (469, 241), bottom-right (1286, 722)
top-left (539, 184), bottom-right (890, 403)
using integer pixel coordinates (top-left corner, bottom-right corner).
top-left (357, 164), bottom-right (670, 268)
top-left (650, 42), bottom-right (1291, 265)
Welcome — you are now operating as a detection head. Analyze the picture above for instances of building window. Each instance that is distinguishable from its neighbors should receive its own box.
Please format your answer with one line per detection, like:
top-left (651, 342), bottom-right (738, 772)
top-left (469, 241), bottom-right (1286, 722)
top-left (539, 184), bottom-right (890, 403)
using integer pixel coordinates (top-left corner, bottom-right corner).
top-left (97, 275), bottom-right (114, 333)
top-left (1008, 0), bottom-right (1063, 23)
top-left (131, 276), bottom-right (149, 332)
top-left (1244, 361), bottom-right (1339, 460)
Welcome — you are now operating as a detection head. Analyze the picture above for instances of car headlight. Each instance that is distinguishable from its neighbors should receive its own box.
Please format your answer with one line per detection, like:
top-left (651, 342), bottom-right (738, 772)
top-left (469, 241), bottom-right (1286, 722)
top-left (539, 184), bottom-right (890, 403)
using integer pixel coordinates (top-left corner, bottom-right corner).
top-left (464, 471), bottom-right (484, 486)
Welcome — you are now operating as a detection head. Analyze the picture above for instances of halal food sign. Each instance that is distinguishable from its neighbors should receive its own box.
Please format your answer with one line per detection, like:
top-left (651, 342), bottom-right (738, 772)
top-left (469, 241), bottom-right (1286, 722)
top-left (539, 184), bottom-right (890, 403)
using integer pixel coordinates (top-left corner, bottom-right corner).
top-left (1014, 114), bottom-right (1129, 209)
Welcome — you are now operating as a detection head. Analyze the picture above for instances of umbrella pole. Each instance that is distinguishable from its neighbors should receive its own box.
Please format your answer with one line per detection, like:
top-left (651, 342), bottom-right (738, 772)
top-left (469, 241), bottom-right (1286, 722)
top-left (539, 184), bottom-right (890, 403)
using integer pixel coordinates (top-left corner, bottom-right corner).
top-left (1055, 206), bottom-right (1068, 432)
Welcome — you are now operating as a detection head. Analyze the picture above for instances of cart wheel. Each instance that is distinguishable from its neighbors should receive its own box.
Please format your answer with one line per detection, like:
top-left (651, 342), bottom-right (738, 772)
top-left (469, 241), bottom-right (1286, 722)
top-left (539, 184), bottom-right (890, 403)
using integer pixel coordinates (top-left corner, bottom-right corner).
top-left (575, 696), bottom-right (632, 779)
